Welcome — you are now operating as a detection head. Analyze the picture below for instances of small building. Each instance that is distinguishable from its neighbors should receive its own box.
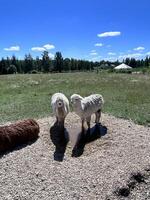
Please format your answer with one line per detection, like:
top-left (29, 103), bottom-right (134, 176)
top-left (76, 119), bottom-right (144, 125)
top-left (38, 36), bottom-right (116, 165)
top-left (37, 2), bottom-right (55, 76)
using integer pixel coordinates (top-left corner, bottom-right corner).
top-left (114, 63), bottom-right (132, 70)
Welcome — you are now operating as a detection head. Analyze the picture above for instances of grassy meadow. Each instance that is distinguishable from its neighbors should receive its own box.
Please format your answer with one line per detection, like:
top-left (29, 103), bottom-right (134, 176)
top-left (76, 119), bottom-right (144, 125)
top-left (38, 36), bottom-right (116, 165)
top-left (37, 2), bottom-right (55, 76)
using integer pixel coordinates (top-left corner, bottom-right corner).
top-left (0, 72), bottom-right (150, 126)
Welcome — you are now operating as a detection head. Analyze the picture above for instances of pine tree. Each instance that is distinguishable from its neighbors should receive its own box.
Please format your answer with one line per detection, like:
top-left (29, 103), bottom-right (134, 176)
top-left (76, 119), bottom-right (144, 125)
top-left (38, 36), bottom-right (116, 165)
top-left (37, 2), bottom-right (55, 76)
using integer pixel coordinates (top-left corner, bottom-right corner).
top-left (125, 58), bottom-right (130, 65)
top-left (35, 56), bottom-right (42, 72)
top-left (24, 54), bottom-right (34, 73)
top-left (7, 65), bottom-right (17, 74)
top-left (144, 56), bottom-right (149, 67)
top-left (42, 51), bottom-right (52, 72)
top-left (54, 52), bottom-right (63, 72)
top-left (63, 58), bottom-right (71, 71)
top-left (0, 58), bottom-right (7, 74)
top-left (129, 58), bottom-right (137, 68)
top-left (11, 55), bottom-right (21, 73)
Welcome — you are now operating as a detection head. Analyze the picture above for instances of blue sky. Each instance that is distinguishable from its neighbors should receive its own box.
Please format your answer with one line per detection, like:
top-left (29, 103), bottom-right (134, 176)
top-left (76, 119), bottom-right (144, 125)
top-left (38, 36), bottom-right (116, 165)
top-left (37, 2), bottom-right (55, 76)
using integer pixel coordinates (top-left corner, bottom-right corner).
top-left (0, 0), bottom-right (150, 61)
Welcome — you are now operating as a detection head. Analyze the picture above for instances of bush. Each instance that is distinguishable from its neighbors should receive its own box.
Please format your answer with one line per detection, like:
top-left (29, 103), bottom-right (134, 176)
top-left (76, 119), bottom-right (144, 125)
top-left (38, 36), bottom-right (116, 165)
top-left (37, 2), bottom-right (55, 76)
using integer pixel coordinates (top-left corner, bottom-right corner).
top-left (107, 69), bottom-right (132, 74)
top-left (30, 70), bottom-right (38, 74)
top-left (115, 69), bottom-right (132, 74)
top-left (7, 65), bottom-right (17, 74)
top-left (108, 69), bottom-right (115, 73)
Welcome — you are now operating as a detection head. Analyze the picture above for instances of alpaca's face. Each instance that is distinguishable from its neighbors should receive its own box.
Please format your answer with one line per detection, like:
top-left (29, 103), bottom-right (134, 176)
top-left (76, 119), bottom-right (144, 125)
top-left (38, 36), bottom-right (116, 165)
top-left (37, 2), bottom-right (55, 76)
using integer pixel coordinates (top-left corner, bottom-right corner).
top-left (56, 99), bottom-right (64, 108)
top-left (70, 94), bottom-right (82, 105)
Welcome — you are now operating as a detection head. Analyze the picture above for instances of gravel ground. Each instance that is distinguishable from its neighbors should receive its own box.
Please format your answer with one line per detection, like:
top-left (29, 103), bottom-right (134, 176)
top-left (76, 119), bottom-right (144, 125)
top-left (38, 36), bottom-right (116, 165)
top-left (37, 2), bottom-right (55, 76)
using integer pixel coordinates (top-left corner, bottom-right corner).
top-left (0, 112), bottom-right (150, 200)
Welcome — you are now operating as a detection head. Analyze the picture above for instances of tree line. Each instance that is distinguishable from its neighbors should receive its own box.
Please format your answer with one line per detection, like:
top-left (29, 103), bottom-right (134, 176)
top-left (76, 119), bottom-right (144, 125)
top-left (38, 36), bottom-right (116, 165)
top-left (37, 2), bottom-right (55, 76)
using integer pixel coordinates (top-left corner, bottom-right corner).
top-left (0, 51), bottom-right (150, 74)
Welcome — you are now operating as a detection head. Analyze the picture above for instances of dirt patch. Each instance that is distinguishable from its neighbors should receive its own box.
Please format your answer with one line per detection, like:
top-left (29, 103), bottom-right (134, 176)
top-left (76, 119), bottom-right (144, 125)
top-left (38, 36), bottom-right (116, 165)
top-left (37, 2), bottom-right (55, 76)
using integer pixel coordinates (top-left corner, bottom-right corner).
top-left (0, 112), bottom-right (150, 199)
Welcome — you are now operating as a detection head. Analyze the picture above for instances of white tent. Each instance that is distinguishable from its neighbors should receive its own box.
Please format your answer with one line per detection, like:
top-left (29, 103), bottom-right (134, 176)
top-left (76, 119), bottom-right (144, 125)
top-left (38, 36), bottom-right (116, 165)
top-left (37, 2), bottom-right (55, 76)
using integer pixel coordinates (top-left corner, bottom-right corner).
top-left (114, 63), bottom-right (132, 69)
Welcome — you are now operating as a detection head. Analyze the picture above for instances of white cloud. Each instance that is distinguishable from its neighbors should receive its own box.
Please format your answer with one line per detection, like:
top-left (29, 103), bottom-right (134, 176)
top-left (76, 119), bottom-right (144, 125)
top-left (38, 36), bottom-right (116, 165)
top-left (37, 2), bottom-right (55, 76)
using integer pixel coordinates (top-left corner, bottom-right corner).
top-left (48, 53), bottom-right (54, 59)
top-left (90, 52), bottom-right (98, 56)
top-left (133, 46), bottom-right (145, 51)
top-left (43, 44), bottom-right (55, 50)
top-left (95, 43), bottom-right (103, 47)
top-left (108, 52), bottom-right (116, 56)
top-left (129, 53), bottom-right (143, 58)
top-left (104, 57), bottom-right (117, 61)
top-left (31, 47), bottom-right (45, 52)
top-left (90, 50), bottom-right (98, 56)
top-left (97, 31), bottom-right (121, 37)
top-left (4, 46), bottom-right (20, 51)
top-left (146, 52), bottom-right (150, 56)
top-left (91, 56), bottom-right (102, 61)
top-left (31, 43), bottom-right (55, 52)
top-left (118, 53), bottom-right (143, 59)
top-left (91, 50), bottom-right (96, 53)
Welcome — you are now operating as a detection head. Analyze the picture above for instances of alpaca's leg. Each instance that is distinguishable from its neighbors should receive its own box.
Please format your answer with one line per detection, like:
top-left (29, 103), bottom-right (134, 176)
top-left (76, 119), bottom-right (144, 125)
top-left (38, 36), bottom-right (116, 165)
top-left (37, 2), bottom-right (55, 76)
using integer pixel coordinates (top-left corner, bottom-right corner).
top-left (61, 118), bottom-right (65, 127)
top-left (86, 116), bottom-right (91, 129)
top-left (81, 119), bottom-right (85, 132)
top-left (95, 109), bottom-right (101, 124)
top-left (56, 117), bottom-right (59, 124)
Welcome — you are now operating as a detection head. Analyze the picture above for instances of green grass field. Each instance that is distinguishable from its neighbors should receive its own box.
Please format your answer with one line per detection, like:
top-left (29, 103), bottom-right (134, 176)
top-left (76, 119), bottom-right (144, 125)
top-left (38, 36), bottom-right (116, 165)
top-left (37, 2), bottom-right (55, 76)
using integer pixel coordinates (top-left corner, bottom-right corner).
top-left (0, 72), bottom-right (150, 126)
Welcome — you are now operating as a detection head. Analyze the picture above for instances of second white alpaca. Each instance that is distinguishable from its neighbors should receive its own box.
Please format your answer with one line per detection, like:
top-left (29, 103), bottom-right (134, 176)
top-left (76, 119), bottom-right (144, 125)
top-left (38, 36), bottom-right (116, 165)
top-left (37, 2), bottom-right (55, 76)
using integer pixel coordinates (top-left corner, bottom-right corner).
top-left (71, 94), bottom-right (104, 130)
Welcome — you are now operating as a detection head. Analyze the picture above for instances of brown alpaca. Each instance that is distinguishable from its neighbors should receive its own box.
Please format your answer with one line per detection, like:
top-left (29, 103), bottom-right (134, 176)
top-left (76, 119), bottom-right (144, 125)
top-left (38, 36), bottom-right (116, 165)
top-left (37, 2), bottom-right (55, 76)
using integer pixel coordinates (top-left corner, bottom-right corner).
top-left (0, 119), bottom-right (39, 152)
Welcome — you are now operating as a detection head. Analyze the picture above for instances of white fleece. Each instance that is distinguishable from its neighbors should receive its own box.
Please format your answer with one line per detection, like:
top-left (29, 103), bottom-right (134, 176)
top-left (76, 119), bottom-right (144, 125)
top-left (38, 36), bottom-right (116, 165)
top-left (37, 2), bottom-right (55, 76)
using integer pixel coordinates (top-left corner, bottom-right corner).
top-left (71, 94), bottom-right (104, 120)
top-left (51, 93), bottom-right (69, 122)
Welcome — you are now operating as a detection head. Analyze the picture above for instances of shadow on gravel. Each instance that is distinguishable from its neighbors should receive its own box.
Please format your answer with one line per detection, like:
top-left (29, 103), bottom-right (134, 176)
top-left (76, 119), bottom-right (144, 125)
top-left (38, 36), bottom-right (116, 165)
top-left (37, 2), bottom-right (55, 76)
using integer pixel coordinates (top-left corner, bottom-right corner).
top-left (71, 123), bottom-right (107, 157)
top-left (50, 122), bottom-right (69, 162)
top-left (114, 168), bottom-right (150, 198)
top-left (0, 138), bottom-right (38, 159)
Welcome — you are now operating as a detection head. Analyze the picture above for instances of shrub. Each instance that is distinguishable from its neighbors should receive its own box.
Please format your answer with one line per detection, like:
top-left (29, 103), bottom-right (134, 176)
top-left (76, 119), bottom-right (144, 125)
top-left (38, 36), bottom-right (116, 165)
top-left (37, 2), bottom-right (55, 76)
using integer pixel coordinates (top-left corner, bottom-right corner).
top-left (7, 65), bottom-right (17, 74)
top-left (30, 70), bottom-right (38, 74)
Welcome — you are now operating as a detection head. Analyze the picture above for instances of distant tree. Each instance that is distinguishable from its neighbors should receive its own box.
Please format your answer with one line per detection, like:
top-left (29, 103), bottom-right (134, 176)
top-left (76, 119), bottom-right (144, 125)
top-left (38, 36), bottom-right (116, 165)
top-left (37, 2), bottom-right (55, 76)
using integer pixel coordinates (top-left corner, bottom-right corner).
top-left (129, 58), bottom-right (137, 68)
top-left (0, 58), bottom-right (7, 74)
top-left (6, 57), bottom-right (11, 70)
top-left (78, 60), bottom-right (83, 71)
top-left (144, 56), bottom-right (149, 67)
top-left (54, 52), bottom-right (63, 72)
top-left (125, 58), bottom-right (130, 65)
top-left (0, 60), bottom-right (2, 74)
top-left (42, 51), bottom-right (52, 72)
top-left (18, 60), bottom-right (24, 73)
top-left (74, 59), bottom-right (79, 71)
top-left (35, 56), bottom-right (42, 71)
top-left (1, 51), bottom-right (150, 75)
top-left (11, 55), bottom-right (21, 73)
top-left (114, 60), bottom-right (120, 66)
top-left (7, 64), bottom-right (17, 74)
top-left (136, 60), bottom-right (141, 68)
top-left (24, 54), bottom-right (34, 73)
top-left (85, 60), bottom-right (89, 70)
top-left (63, 58), bottom-right (71, 71)
top-left (70, 58), bottom-right (76, 71)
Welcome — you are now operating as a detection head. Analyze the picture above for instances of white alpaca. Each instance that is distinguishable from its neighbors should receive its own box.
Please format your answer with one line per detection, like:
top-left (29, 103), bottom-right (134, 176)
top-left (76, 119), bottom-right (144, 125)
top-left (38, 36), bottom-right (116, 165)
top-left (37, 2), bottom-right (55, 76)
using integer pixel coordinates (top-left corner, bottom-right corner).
top-left (51, 93), bottom-right (69, 125)
top-left (71, 94), bottom-right (104, 130)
